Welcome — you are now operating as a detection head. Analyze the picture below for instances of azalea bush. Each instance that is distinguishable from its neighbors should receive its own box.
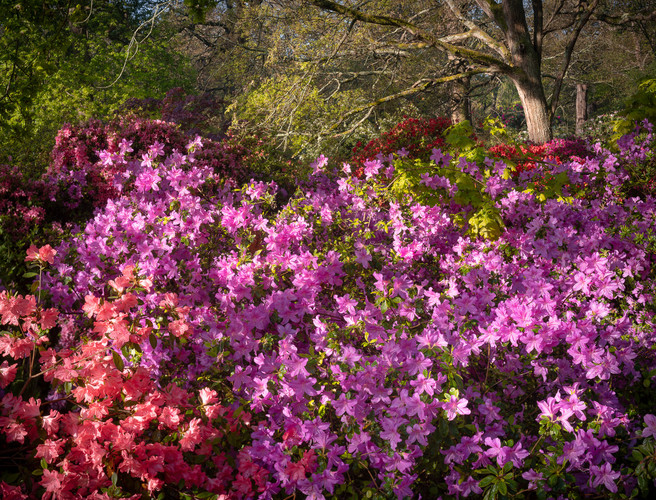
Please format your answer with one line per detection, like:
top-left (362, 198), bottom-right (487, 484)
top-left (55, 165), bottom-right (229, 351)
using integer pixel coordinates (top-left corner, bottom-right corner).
top-left (119, 87), bottom-right (227, 139)
top-left (487, 137), bottom-right (592, 176)
top-left (0, 114), bottom-right (259, 292)
top-left (0, 164), bottom-right (56, 290)
top-left (350, 116), bottom-right (452, 168)
top-left (616, 120), bottom-right (656, 198)
top-left (1, 121), bottom-right (656, 499)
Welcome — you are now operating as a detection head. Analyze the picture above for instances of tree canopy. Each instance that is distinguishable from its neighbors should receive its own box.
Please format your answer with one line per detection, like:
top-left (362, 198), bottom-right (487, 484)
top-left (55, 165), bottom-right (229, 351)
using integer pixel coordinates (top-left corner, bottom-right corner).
top-left (1, 0), bottom-right (654, 163)
top-left (0, 0), bottom-right (194, 167)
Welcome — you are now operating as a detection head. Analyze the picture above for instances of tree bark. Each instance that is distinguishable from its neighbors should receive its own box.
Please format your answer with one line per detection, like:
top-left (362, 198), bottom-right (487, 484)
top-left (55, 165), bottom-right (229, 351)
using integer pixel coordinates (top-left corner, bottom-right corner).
top-left (514, 77), bottom-right (551, 143)
top-left (502, 0), bottom-right (552, 143)
top-left (450, 76), bottom-right (471, 124)
top-left (576, 83), bottom-right (588, 136)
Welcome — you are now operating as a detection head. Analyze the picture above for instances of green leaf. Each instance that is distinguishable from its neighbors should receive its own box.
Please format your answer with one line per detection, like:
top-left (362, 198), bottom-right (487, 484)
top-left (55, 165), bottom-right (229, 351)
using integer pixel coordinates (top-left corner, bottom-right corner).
top-left (547, 473), bottom-right (560, 488)
top-left (498, 480), bottom-right (508, 495)
top-left (112, 351), bottom-right (124, 372)
top-left (196, 492), bottom-right (218, 499)
top-left (445, 120), bottom-right (476, 149)
top-left (647, 460), bottom-right (656, 476)
top-left (485, 482), bottom-right (499, 500)
top-left (480, 475), bottom-right (496, 488)
top-left (149, 333), bottom-right (158, 349)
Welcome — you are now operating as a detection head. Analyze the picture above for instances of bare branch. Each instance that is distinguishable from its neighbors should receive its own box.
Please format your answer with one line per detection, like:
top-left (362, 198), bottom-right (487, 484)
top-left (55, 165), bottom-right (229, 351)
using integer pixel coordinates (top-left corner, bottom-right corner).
top-left (549, 0), bottom-right (600, 117)
top-left (473, 0), bottom-right (496, 22)
top-left (473, 0), bottom-right (507, 30)
top-left (544, 0), bottom-right (566, 32)
top-left (322, 70), bottom-right (488, 139)
top-left (442, 0), bottom-right (511, 62)
top-left (309, 0), bottom-right (516, 75)
top-left (593, 8), bottom-right (656, 26)
top-left (440, 30), bottom-right (480, 44)
top-left (96, 1), bottom-right (172, 89)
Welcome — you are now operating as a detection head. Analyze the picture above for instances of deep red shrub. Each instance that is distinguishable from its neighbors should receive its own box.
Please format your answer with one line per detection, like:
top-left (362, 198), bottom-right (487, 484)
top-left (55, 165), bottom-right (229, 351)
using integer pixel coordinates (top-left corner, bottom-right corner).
top-left (0, 164), bottom-right (54, 238)
top-left (350, 116), bottom-right (452, 167)
top-left (488, 138), bottom-right (592, 175)
top-left (46, 118), bottom-right (194, 211)
top-left (108, 117), bottom-right (188, 158)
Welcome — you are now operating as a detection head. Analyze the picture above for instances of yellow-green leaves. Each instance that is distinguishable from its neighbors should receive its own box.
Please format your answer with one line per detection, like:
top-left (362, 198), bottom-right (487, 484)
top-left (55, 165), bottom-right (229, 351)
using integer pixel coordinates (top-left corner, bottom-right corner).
top-left (445, 120), bottom-right (477, 150)
top-left (388, 153), bottom-right (505, 240)
top-left (523, 171), bottom-right (574, 204)
top-left (468, 202), bottom-right (504, 240)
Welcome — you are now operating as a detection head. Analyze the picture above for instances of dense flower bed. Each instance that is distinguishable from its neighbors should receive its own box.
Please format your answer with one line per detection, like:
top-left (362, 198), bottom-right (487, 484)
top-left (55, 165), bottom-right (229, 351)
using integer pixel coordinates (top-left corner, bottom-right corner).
top-left (0, 115), bottom-right (259, 290)
top-left (1, 122), bottom-right (656, 499)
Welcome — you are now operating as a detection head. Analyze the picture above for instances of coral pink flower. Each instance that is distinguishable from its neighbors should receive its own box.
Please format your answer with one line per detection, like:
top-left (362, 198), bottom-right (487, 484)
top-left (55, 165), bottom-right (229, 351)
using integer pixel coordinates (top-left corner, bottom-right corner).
top-left (36, 439), bottom-right (65, 464)
top-left (199, 388), bottom-right (218, 406)
top-left (25, 244), bottom-right (57, 265)
top-left (41, 410), bottom-right (62, 436)
top-left (179, 418), bottom-right (203, 451)
top-left (0, 361), bottom-right (18, 389)
top-left (40, 469), bottom-right (65, 499)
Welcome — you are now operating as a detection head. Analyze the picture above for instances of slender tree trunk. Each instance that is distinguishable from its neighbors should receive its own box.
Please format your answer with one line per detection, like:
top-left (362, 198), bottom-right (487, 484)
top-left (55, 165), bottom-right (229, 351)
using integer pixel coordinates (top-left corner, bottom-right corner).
top-left (450, 76), bottom-right (471, 124)
top-left (576, 83), bottom-right (588, 136)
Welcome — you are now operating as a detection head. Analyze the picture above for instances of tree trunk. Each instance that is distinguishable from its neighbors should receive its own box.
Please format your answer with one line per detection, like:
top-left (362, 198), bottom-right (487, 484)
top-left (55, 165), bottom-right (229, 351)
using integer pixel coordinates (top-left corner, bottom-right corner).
top-left (575, 83), bottom-right (588, 136)
top-left (450, 76), bottom-right (471, 124)
top-left (514, 78), bottom-right (552, 143)
top-left (503, 0), bottom-right (553, 144)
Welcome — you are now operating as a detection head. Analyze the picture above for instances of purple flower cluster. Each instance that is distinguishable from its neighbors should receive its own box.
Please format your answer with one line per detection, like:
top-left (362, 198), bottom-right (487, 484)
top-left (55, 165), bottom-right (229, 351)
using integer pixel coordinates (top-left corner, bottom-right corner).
top-left (44, 116), bottom-right (251, 215)
top-left (35, 127), bottom-right (656, 498)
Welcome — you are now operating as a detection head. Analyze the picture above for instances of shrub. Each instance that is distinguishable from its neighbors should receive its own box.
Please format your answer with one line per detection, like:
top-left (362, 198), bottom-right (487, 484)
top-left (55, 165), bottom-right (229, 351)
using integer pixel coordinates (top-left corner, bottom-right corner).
top-left (0, 115), bottom-right (260, 292)
top-left (488, 137), bottom-right (593, 175)
top-left (0, 165), bottom-right (55, 290)
top-left (2, 127), bottom-right (656, 498)
top-left (616, 120), bottom-right (656, 198)
top-left (119, 87), bottom-right (228, 139)
top-left (350, 116), bottom-right (452, 167)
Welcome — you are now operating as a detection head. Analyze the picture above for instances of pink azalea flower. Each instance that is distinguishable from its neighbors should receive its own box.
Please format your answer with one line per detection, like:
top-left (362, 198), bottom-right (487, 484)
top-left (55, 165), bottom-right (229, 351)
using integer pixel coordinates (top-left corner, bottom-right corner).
top-left (311, 154), bottom-right (328, 174)
top-left (35, 439), bottom-right (65, 464)
top-left (590, 462), bottom-right (620, 493)
top-left (199, 388), bottom-right (218, 406)
top-left (0, 361), bottom-right (18, 389)
top-left (442, 395), bottom-right (471, 420)
top-left (643, 414), bottom-right (656, 438)
top-left (40, 469), bottom-right (65, 499)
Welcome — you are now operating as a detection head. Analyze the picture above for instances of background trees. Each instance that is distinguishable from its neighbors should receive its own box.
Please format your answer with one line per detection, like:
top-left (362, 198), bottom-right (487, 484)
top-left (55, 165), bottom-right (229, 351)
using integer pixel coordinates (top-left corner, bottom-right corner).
top-left (305, 0), bottom-right (656, 143)
top-left (0, 0), bottom-right (654, 167)
top-left (168, 0), bottom-right (654, 152)
top-left (0, 0), bottom-right (194, 168)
